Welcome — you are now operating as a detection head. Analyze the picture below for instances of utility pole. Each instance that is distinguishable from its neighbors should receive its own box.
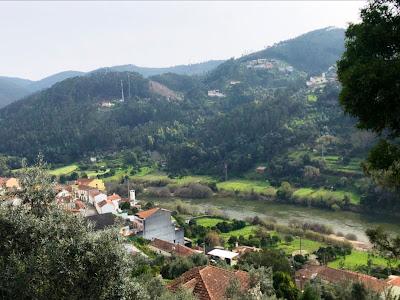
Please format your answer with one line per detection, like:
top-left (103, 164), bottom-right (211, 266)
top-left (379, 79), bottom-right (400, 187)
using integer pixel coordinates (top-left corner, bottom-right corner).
top-left (224, 162), bottom-right (228, 181)
top-left (121, 80), bottom-right (125, 102)
top-left (128, 74), bottom-right (131, 98)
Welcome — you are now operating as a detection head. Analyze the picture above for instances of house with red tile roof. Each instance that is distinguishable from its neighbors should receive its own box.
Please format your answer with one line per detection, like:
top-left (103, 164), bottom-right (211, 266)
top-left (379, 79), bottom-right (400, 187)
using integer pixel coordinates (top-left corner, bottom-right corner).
top-left (167, 265), bottom-right (249, 300)
top-left (0, 177), bottom-right (19, 191)
top-left (88, 189), bottom-right (107, 205)
top-left (149, 238), bottom-right (202, 257)
top-left (295, 265), bottom-right (390, 294)
top-left (135, 207), bottom-right (184, 244)
top-left (386, 275), bottom-right (400, 297)
top-left (94, 193), bottom-right (121, 214)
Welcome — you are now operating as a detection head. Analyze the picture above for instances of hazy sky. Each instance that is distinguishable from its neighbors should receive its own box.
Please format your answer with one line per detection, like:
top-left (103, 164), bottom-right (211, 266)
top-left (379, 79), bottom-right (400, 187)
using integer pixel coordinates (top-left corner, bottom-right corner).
top-left (0, 1), bottom-right (366, 80)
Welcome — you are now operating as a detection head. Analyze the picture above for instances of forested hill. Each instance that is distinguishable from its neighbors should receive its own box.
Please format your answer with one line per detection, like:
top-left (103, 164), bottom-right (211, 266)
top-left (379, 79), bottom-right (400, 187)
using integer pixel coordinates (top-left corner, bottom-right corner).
top-left (95, 60), bottom-right (225, 77)
top-left (0, 61), bottom-right (223, 109)
top-left (0, 27), bottom-right (364, 178)
top-left (0, 71), bottom-right (85, 108)
top-left (241, 27), bottom-right (345, 75)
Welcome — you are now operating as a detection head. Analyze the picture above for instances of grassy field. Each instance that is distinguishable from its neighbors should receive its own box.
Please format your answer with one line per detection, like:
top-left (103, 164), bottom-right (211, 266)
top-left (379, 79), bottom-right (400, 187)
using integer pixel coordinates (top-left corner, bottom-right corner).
top-left (324, 155), bottom-right (363, 175)
top-left (196, 217), bottom-right (228, 227)
top-left (220, 225), bottom-right (259, 239)
top-left (328, 250), bottom-right (390, 269)
top-left (307, 94), bottom-right (318, 102)
top-left (217, 179), bottom-right (276, 196)
top-left (86, 169), bottom-right (110, 178)
top-left (293, 187), bottom-right (361, 205)
top-left (49, 164), bottom-right (78, 176)
top-left (278, 238), bottom-right (323, 254)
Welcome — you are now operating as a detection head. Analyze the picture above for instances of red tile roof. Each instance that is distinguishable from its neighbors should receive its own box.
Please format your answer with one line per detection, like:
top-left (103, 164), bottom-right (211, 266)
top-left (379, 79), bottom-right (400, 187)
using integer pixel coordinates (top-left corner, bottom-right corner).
top-left (78, 185), bottom-right (95, 191)
top-left (75, 200), bottom-right (85, 210)
top-left (167, 265), bottom-right (249, 300)
top-left (150, 238), bottom-right (202, 257)
top-left (89, 190), bottom-right (101, 197)
top-left (296, 265), bottom-right (388, 293)
top-left (136, 207), bottom-right (160, 219)
top-left (107, 193), bottom-right (121, 201)
top-left (0, 177), bottom-right (7, 186)
top-left (387, 275), bottom-right (400, 287)
top-left (77, 178), bottom-right (93, 186)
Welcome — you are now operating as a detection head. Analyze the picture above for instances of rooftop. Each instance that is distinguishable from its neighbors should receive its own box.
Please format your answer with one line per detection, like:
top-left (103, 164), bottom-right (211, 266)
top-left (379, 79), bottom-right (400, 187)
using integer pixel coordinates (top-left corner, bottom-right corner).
top-left (86, 213), bottom-right (116, 230)
top-left (150, 238), bottom-right (202, 257)
top-left (207, 248), bottom-right (239, 260)
top-left (135, 207), bottom-right (171, 219)
top-left (296, 265), bottom-right (389, 293)
top-left (167, 265), bottom-right (249, 300)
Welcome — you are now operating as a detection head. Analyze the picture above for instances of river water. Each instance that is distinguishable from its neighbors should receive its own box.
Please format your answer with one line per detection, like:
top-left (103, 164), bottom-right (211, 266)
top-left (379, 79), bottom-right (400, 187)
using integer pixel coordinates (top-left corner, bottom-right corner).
top-left (156, 197), bottom-right (400, 243)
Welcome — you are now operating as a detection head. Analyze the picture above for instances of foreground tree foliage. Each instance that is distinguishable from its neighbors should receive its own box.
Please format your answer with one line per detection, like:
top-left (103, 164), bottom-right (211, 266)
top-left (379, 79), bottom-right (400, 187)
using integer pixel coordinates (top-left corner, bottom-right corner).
top-left (0, 159), bottom-right (196, 300)
top-left (366, 227), bottom-right (400, 261)
top-left (0, 206), bottom-right (148, 300)
top-left (337, 0), bottom-right (400, 189)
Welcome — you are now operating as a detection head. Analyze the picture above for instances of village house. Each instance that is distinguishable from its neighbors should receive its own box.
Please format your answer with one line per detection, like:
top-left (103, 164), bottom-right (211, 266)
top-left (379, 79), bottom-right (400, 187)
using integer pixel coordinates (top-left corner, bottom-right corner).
top-left (94, 193), bottom-right (121, 214)
top-left (167, 265), bottom-right (249, 300)
top-left (75, 185), bottom-right (97, 202)
top-left (56, 186), bottom-right (74, 210)
top-left (0, 177), bottom-right (19, 191)
top-left (86, 213), bottom-right (117, 230)
top-left (232, 245), bottom-right (261, 258)
top-left (295, 265), bottom-right (395, 296)
top-left (135, 207), bottom-right (185, 244)
top-left (207, 248), bottom-right (239, 266)
top-left (76, 178), bottom-right (105, 191)
top-left (256, 166), bottom-right (267, 174)
top-left (207, 90), bottom-right (226, 98)
top-left (88, 189), bottom-right (107, 205)
top-left (149, 238), bottom-right (203, 257)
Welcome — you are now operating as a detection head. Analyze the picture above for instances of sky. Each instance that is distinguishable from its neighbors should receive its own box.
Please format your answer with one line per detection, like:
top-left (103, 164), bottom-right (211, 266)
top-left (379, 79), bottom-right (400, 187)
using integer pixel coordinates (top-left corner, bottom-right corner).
top-left (0, 1), bottom-right (366, 80)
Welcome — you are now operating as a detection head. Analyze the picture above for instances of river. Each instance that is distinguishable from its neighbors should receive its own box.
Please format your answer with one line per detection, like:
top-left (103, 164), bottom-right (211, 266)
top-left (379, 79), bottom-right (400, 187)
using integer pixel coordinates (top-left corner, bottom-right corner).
top-left (155, 197), bottom-right (400, 243)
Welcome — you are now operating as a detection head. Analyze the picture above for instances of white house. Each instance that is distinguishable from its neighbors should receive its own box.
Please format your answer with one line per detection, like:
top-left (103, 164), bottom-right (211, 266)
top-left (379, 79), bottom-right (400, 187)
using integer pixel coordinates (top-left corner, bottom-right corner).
top-left (89, 190), bottom-right (107, 205)
top-left (208, 90), bottom-right (226, 98)
top-left (207, 248), bottom-right (239, 266)
top-left (94, 193), bottom-right (121, 214)
top-left (135, 207), bottom-right (184, 244)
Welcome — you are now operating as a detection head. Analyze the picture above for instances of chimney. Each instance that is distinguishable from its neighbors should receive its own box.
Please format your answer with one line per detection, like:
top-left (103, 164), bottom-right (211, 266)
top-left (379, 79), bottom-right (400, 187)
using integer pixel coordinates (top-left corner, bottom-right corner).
top-left (129, 190), bottom-right (136, 204)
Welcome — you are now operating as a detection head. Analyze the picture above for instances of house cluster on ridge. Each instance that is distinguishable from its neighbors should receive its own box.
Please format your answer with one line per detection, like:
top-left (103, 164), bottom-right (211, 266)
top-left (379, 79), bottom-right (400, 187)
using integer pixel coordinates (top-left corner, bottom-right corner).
top-left (296, 265), bottom-right (400, 297)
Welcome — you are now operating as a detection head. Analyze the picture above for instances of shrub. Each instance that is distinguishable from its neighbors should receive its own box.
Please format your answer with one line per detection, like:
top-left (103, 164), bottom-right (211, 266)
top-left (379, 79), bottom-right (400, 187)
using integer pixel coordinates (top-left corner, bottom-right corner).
top-left (146, 186), bottom-right (171, 198)
top-left (174, 183), bottom-right (212, 199)
top-left (345, 233), bottom-right (358, 241)
top-left (336, 231), bottom-right (344, 237)
top-left (276, 181), bottom-right (294, 201)
top-left (284, 235), bottom-right (294, 243)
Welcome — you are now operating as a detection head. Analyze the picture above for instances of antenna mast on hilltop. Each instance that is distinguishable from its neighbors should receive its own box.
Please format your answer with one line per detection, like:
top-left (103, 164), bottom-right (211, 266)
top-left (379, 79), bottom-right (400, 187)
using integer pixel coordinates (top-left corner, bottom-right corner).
top-left (120, 80), bottom-right (125, 102)
top-left (128, 74), bottom-right (131, 98)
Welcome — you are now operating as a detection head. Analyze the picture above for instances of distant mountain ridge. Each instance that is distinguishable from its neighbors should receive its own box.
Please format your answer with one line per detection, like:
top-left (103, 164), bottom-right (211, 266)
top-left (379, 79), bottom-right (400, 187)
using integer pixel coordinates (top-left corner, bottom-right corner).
top-left (0, 27), bottom-right (352, 169)
top-left (0, 60), bottom-right (224, 108)
top-left (95, 60), bottom-right (225, 77)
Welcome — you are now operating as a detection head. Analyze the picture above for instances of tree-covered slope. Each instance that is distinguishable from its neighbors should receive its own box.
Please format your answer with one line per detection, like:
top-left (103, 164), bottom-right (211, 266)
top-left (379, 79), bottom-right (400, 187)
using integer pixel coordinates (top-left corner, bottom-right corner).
top-left (98, 60), bottom-right (224, 77)
top-left (240, 27), bottom-right (345, 75)
top-left (0, 27), bottom-right (357, 175)
top-left (0, 76), bottom-right (33, 108)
